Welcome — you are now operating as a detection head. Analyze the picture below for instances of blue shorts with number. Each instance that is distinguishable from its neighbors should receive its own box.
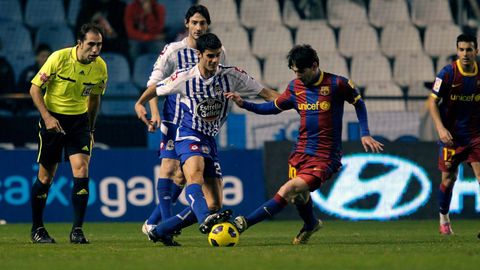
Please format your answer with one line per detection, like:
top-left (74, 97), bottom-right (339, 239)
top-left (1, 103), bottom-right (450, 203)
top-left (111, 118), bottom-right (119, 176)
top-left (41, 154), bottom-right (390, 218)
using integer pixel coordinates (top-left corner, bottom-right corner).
top-left (159, 121), bottom-right (179, 160)
top-left (175, 134), bottom-right (222, 178)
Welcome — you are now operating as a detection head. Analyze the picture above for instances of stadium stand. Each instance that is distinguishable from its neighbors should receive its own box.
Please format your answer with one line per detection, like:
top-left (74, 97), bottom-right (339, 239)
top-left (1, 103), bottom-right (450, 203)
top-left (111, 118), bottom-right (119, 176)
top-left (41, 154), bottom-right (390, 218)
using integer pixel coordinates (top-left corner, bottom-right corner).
top-left (411, 0), bottom-right (454, 27)
top-left (101, 53), bottom-right (131, 83)
top-left (350, 53), bottom-right (392, 87)
top-left (424, 23), bottom-right (462, 57)
top-left (295, 22), bottom-right (337, 54)
top-left (338, 23), bottom-right (379, 58)
top-left (0, 0), bottom-right (23, 23)
top-left (262, 54), bottom-right (294, 91)
top-left (393, 52), bottom-right (435, 87)
top-left (369, 0), bottom-right (410, 28)
top-left (211, 24), bottom-right (250, 56)
top-left (35, 24), bottom-right (75, 51)
top-left (133, 53), bottom-right (158, 88)
top-left (227, 54), bottom-right (262, 84)
top-left (198, 0), bottom-right (239, 27)
top-left (0, 22), bottom-right (32, 53)
top-left (24, 0), bottom-right (66, 29)
top-left (327, 0), bottom-right (368, 28)
top-left (240, 0), bottom-right (282, 29)
top-left (317, 52), bottom-right (349, 78)
top-left (251, 24), bottom-right (293, 59)
top-left (364, 82), bottom-right (403, 98)
top-left (67, 0), bottom-right (82, 27)
top-left (5, 51), bottom-right (35, 82)
top-left (380, 23), bottom-right (423, 57)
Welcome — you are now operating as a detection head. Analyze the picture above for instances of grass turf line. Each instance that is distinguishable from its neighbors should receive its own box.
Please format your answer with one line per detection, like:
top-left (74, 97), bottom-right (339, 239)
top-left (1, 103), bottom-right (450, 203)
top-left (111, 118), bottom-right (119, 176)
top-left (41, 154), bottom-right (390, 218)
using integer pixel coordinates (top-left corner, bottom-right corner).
top-left (0, 220), bottom-right (479, 270)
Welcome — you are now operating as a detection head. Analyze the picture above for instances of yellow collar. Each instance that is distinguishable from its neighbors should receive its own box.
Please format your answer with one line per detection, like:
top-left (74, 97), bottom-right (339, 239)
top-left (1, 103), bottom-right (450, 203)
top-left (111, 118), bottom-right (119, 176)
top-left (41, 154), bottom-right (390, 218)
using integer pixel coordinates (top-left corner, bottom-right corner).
top-left (456, 59), bottom-right (478, 76)
top-left (313, 71), bottom-right (324, 86)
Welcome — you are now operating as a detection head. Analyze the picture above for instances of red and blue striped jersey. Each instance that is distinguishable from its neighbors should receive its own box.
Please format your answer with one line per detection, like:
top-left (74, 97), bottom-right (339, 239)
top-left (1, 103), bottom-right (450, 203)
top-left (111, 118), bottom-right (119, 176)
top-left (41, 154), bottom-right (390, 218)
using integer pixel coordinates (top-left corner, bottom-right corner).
top-left (274, 71), bottom-right (361, 161)
top-left (431, 60), bottom-right (480, 145)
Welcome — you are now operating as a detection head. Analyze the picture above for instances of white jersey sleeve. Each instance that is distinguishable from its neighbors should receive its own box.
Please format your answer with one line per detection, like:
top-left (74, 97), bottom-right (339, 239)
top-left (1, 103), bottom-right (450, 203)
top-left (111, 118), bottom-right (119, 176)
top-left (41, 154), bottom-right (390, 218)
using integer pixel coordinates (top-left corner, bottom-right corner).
top-left (225, 66), bottom-right (263, 96)
top-left (147, 43), bottom-right (179, 87)
top-left (155, 70), bottom-right (189, 96)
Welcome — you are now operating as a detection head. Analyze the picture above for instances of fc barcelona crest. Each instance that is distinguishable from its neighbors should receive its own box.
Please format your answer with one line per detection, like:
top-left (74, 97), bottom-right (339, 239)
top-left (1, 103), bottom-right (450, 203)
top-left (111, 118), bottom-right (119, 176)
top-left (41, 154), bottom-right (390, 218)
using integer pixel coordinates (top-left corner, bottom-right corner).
top-left (320, 86), bottom-right (330, 96)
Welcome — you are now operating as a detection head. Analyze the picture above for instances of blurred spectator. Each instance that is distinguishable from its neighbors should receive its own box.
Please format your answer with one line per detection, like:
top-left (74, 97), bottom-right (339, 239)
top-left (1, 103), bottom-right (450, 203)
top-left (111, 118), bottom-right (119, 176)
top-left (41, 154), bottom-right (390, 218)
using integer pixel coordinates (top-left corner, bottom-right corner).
top-left (76, 0), bottom-right (129, 56)
top-left (17, 44), bottom-right (52, 93)
top-left (0, 56), bottom-right (15, 94)
top-left (292, 0), bottom-right (325, 20)
top-left (124, 0), bottom-right (166, 59)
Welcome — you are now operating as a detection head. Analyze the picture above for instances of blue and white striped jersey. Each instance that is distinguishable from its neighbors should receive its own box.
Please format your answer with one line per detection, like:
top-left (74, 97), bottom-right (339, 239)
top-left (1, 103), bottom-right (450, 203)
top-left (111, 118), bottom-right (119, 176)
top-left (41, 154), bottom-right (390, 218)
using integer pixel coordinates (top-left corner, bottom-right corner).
top-left (146, 38), bottom-right (227, 125)
top-left (156, 65), bottom-right (263, 138)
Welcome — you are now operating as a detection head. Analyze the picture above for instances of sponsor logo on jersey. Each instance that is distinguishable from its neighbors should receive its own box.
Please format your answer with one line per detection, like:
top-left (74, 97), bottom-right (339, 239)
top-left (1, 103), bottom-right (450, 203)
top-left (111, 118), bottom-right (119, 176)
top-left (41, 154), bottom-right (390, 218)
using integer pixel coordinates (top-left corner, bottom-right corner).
top-left (433, 77), bottom-right (442, 92)
top-left (450, 93), bottom-right (480, 102)
top-left (195, 98), bottom-right (224, 122)
top-left (320, 86), bottom-right (330, 96)
top-left (320, 101), bottom-right (330, 111)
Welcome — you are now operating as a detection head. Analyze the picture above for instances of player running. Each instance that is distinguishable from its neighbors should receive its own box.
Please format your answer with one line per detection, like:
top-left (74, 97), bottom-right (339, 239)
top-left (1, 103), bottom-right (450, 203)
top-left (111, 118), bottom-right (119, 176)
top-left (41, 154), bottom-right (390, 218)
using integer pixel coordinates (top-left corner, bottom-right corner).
top-left (226, 44), bottom-right (383, 244)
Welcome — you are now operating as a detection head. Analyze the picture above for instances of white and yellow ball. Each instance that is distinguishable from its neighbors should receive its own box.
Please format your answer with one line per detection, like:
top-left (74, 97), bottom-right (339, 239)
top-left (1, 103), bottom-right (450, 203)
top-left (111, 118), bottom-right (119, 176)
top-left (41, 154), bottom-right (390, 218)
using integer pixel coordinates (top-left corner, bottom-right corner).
top-left (208, 222), bottom-right (239, 247)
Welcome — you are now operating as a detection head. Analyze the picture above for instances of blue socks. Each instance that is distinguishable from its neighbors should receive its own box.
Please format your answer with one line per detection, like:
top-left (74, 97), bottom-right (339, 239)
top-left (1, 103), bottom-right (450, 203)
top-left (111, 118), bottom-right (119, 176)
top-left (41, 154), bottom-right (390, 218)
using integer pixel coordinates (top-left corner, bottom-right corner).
top-left (246, 194), bottom-right (288, 228)
top-left (438, 183), bottom-right (453, 215)
top-left (154, 207), bottom-right (197, 236)
top-left (295, 197), bottom-right (317, 231)
top-left (147, 178), bottom-right (172, 224)
top-left (185, 183), bottom-right (210, 224)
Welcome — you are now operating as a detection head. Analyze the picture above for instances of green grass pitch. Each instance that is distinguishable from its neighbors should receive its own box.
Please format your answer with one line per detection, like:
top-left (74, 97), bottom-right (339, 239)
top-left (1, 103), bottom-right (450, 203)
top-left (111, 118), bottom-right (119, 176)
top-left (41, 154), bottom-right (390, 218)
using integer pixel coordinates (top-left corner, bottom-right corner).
top-left (1, 220), bottom-right (479, 270)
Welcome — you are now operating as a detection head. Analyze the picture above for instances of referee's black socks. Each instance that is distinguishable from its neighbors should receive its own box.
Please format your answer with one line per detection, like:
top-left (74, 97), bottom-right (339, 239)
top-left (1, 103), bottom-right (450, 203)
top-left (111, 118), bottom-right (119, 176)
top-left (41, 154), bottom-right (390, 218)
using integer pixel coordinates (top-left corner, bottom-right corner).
top-left (31, 178), bottom-right (51, 231)
top-left (72, 177), bottom-right (89, 228)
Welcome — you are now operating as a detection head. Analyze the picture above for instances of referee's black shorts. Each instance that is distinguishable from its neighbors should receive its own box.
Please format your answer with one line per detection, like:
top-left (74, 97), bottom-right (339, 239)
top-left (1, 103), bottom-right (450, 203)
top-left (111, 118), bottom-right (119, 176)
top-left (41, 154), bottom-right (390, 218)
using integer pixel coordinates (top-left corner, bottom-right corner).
top-left (37, 111), bottom-right (92, 166)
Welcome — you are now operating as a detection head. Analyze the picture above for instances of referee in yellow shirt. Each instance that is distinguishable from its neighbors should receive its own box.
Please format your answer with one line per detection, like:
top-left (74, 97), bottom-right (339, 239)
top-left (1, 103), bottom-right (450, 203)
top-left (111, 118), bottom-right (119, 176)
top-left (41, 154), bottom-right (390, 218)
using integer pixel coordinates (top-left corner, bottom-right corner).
top-left (29, 23), bottom-right (108, 244)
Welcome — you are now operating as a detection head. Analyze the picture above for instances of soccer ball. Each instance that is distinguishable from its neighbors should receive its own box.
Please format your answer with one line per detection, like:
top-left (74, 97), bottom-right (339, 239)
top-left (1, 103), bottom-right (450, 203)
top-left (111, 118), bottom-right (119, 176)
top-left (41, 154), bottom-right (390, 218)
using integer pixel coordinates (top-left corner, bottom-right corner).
top-left (208, 222), bottom-right (239, 247)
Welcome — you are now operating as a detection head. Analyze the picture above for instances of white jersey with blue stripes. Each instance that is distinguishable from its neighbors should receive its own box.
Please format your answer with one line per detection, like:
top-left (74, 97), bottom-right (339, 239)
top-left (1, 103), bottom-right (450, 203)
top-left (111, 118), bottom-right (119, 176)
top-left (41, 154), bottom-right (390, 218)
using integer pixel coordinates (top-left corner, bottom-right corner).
top-left (146, 38), bottom-right (227, 125)
top-left (155, 64), bottom-right (263, 138)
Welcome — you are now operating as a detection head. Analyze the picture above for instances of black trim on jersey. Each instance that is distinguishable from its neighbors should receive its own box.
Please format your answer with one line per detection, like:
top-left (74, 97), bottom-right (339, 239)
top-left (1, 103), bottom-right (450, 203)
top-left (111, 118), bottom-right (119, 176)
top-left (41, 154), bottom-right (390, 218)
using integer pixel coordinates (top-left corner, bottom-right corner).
top-left (57, 74), bottom-right (76, 82)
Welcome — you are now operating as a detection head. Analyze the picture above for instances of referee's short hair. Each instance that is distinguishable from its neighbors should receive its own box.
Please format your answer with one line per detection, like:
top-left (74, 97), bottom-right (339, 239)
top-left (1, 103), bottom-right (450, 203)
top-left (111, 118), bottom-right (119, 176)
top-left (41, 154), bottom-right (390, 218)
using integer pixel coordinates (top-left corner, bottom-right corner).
top-left (77, 23), bottom-right (105, 42)
top-left (287, 44), bottom-right (319, 70)
top-left (197, 33), bottom-right (222, 53)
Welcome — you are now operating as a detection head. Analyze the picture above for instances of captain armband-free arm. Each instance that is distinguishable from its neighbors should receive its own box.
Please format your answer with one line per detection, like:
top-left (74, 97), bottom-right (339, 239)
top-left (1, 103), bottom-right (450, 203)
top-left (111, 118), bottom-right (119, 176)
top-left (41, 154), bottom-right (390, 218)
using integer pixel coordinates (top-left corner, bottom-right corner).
top-left (242, 101), bottom-right (282, 115)
top-left (353, 99), bottom-right (370, 137)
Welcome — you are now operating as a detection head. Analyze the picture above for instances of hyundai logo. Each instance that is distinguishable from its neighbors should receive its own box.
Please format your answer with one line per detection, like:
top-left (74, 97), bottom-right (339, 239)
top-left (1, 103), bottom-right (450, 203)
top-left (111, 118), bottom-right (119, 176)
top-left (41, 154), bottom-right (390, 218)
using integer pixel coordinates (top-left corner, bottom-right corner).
top-left (311, 154), bottom-right (431, 220)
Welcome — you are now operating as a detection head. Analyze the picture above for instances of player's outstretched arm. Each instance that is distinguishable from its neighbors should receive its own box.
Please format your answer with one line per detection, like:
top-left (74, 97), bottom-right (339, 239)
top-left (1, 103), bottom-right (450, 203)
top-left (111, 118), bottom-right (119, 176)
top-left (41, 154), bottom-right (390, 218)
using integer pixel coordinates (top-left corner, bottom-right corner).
top-left (353, 99), bottom-right (383, 153)
top-left (225, 92), bottom-right (282, 115)
top-left (135, 84), bottom-right (159, 127)
top-left (224, 92), bottom-right (245, 107)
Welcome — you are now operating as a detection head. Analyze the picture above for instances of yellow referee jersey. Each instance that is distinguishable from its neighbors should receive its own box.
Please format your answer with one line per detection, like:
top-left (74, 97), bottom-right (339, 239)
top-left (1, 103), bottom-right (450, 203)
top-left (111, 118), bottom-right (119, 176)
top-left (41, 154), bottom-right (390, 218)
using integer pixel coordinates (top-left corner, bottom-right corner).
top-left (31, 46), bottom-right (108, 115)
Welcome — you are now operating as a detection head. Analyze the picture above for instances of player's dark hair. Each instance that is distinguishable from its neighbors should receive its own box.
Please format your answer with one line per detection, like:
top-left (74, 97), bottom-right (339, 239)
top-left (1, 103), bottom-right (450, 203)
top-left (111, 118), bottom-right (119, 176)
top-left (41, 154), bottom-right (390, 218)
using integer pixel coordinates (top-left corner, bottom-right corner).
top-left (35, 43), bottom-right (51, 55)
top-left (185, 5), bottom-right (211, 25)
top-left (77, 23), bottom-right (104, 42)
top-left (197, 33), bottom-right (222, 53)
top-left (287, 44), bottom-right (319, 70)
top-left (457, 34), bottom-right (478, 49)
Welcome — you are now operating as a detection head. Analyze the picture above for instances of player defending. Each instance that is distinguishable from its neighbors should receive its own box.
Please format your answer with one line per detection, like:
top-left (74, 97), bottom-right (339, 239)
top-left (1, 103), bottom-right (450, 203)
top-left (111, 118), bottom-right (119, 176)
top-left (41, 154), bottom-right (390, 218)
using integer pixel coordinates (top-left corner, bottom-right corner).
top-left (134, 33), bottom-right (278, 246)
top-left (141, 5), bottom-right (226, 238)
top-left (226, 45), bottom-right (383, 244)
top-left (29, 23), bottom-right (107, 244)
top-left (428, 34), bottom-right (480, 236)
